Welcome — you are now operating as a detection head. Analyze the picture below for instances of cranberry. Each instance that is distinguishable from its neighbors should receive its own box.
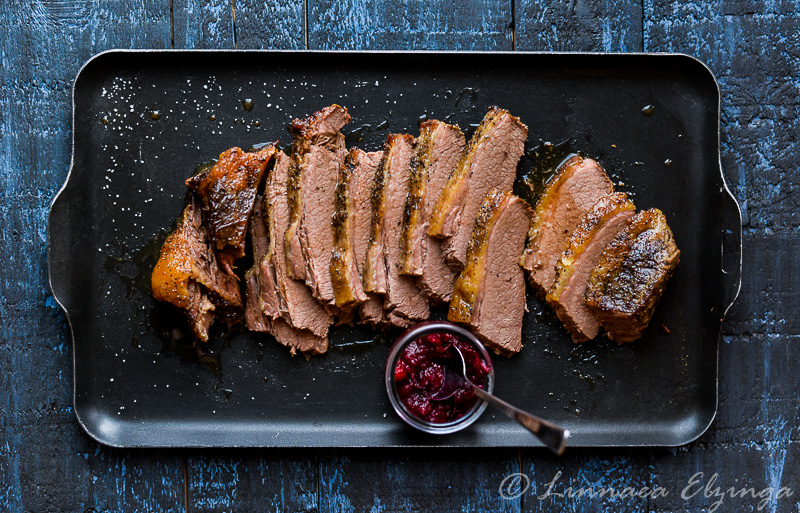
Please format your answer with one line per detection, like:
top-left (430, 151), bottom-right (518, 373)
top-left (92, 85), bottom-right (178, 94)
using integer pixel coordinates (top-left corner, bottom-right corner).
top-left (394, 331), bottom-right (491, 424)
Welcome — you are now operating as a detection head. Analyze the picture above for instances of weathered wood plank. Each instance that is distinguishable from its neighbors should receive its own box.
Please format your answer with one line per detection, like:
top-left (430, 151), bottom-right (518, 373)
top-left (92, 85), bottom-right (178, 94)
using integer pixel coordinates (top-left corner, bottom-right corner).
top-left (0, 1), bottom-right (184, 512)
top-left (234, 0), bottom-right (305, 49)
top-left (723, 232), bottom-right (800, 337)
top-left (644, 1), bottom-right (800, 231)
top-left (173, 0), bottom-right (235, 49)
top-left (307, 0), bottom-right (513, 50)
top-left (319, 449), bottom-right (521, 513)
top-left (515, 0), bottom-right (643, 51)
top-left (186, 449), bottom-right (319, 512)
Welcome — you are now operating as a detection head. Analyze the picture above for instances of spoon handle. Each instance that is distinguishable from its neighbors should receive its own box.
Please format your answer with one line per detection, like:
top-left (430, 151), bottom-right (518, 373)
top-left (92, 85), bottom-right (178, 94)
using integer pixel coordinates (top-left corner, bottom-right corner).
top-left (472, 387), bottom-right (570, 455)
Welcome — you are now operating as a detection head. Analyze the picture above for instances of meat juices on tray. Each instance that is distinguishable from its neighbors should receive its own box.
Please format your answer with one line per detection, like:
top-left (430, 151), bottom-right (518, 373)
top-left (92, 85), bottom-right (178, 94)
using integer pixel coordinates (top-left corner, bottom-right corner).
top-left (521, 154), bottom-right (615, 295)
top-left (401, 120), bottom-right (466, 303)
top-left (428, 107), bottom-right (527, 270)
top-left (151, 197), bottom-right (242, 342)
top-left (364, 134), bottom-right (430, 327)
top-left (449, 189), bottom-right (533, 356)
top-left (585, 208), bottom-right (681, 343)
top-left (546, 193), bottom-right (636, 343)
top-left (186, 143), bottom-right (278, 275)
top-left (331, 148), bottom-right (386, 326)
top-left (284, 105), bottom-right (351, 308)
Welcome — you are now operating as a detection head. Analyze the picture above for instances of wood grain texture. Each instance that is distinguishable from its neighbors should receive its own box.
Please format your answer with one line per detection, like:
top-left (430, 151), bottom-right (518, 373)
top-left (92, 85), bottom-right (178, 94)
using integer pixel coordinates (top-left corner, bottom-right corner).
top-left (319, 449), bottom-right (521, 512)
top-left (234, 0), bottom-right (305, 49)
top-left (515, 0), bottom-right (643, 51)
top-left (186, 450), bottom-right (318, 512)
top-left (0, 1), bottom-right (184, 512)
top-left (308, 0), bottom-right (513, 50)
top-left (1, 0), bottom-right (799, 511)
top-left (173, 0), bottom-right (235, 48)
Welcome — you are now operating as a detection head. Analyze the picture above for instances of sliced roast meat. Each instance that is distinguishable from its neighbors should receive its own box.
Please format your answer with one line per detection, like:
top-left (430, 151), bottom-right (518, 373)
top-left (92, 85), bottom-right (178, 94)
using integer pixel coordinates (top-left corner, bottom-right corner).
top-left (244, 266), bottom-right (329, 356)
top-left (365, 134), bottom-right (430, 327)
top-left (546, 193), bottom-right (636, 343)
top-left (429, 107), bottom-right (527, 270)
top-left (330, 149), bottom-right (371, 310)
top-left (249, 194), bottom-right (282, 320)
top-left (244, 267), bottom-right (272, 334)
top-left (449, 189), bottom-right (532, 356)
top-left (151, 197), bottom-right (242, 342)
top-left (331, 148), bottom-right (386, 325)
top-left (267, 152), bottom-right (333, 349)
top-left (401, 120), bottom-right (465, 303)
top-left (284, 105), bottom-right (351, 306)
top-left (585, 208), bottom-right (680, 343)
top-left (186, 143), bottom-right (278, 274)
top-left (521, 154), bottom-right (615, 295)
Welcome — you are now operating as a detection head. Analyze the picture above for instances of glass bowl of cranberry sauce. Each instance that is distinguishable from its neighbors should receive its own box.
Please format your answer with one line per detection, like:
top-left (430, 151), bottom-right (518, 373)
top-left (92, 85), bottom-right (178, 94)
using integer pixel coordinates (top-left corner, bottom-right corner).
top-left (385, 320), bottom-right (494, 434)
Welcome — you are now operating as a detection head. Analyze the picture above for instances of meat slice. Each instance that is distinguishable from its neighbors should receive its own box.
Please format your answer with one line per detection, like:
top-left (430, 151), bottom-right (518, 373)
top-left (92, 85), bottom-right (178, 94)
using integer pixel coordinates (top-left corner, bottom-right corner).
top-left (267, 152), bottom-right (332, 351)
top-left (401, 120), bottom-right (465, 303)
top-left (546, 193), bottom-right (636, 343)
top-left (244, 268), bottom-right (271, 334)
top-left (449, 189), bottom-right (532, 356)
top-left (284, 105), bottom-right (351, 306)
top-left (364, 134), bottom-right (430, 327)
top-left (186, 143), bottom-right (277, 274)
top-left (429, 107), bottom-right (527, 270)
top-left (249, 194), bottom-right (283, 320)
top-left (521, 154), bottom-right (615, 295)
top-left (585, 208), bottom-right (680, 343)
top-left (331, 148), bottom-right (386, 325)
top-left (151, 197), bottom-right (242, 342)
top-left (330, 149), bottom-right (370, 310)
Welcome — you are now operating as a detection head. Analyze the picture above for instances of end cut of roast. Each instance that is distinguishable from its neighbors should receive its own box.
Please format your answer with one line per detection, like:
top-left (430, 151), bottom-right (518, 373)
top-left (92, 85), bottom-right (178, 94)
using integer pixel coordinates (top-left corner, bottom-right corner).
top-left (449, 188), bottom-right (532, 356)
top-left (401, 120), bottom-right (465, 303)
top-left (546, 193), bottom-right (636, 343)
top-left (151, 197), bottom-right (242, 342)
top-left (429, 107), bottom-right (527, 270)
top-left (186, 143), bottom-right (278, 275)
top-left (585, 208), bottom-right (681, 343)
top-left (284, 105), bottom-right (351, 307)
top-left (521, 154), bottom-right (615, 295)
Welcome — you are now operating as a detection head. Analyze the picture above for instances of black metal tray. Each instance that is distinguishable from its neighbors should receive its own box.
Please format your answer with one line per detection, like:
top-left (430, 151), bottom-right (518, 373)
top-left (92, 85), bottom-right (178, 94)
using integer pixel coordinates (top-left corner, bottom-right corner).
top-left (49, 50), bottom-right (741, 448)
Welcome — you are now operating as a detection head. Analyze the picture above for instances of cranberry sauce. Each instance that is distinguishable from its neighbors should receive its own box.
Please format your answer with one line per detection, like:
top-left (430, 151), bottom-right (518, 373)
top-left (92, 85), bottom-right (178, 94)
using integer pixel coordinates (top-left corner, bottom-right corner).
top-left (394, 332), bottom-right (492, 423)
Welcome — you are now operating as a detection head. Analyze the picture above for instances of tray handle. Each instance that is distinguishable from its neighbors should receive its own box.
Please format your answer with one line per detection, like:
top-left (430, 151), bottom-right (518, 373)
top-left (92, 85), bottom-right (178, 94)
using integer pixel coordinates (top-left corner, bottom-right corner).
top-left (48, 178), bottom-right (78, 316)
top-left (718, 175), bottom-right (742, 317)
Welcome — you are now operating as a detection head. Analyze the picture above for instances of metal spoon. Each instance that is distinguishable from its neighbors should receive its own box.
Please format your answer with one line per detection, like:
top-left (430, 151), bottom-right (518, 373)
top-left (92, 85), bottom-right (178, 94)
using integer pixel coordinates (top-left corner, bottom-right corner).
top-left (432, 345), bottom-right (570, 455)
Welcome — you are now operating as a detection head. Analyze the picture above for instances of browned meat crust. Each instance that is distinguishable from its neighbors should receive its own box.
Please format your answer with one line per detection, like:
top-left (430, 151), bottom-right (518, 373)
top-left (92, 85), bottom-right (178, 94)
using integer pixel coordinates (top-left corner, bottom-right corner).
top-left (284, 105), bottom-right (351, 306)
top-left (585, 208), bottom-right (681, 343)
top-left (265, 152), bottom-right (332, 354)
top-left (449, 189), bottom-right (532, 356)
top-left (546, 193), bottom-right (636, 343)
top-left (429, 107), bottom-right (527, 270)
top-left (151, 197), bottom-right (242, 342)
top-left (186, 143), bottom-right (278, 274)
top-left (521, 154), bottom-right (615, 295)
top-left (330, 149), bottom-right (370, 310)
top-left (401, 120), bottom-right (465, 303)
top-left (364, 134), bottom-right (430, 327)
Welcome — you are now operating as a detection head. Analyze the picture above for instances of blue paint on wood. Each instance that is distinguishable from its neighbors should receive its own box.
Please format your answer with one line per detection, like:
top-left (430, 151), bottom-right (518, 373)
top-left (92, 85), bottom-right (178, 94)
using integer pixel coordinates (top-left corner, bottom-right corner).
top-left (1, 0), bottom-right (799, 511)
top-left (308, 0), bottom-right (514, 50)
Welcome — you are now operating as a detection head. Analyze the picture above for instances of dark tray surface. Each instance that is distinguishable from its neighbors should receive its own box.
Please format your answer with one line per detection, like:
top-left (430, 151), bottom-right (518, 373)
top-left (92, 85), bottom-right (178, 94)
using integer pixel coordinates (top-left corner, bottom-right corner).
top-left (48, 50), bottom-right (741, 448)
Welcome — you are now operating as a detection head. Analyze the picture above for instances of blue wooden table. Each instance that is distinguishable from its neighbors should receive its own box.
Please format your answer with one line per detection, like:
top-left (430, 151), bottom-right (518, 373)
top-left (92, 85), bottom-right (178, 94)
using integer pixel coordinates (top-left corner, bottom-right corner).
top-left (2, 1), bottom-right (798, 511)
